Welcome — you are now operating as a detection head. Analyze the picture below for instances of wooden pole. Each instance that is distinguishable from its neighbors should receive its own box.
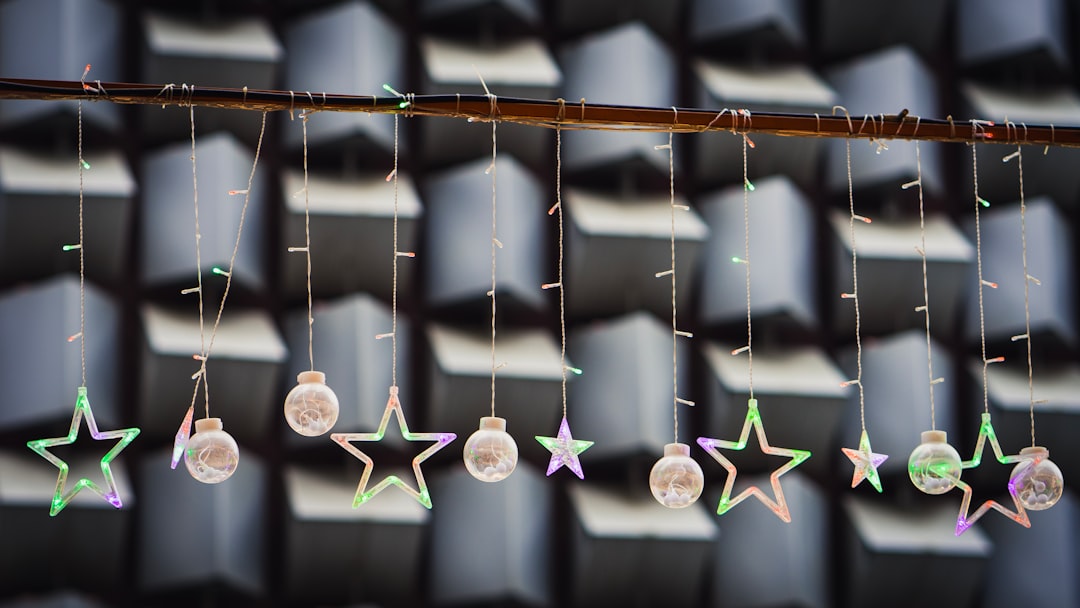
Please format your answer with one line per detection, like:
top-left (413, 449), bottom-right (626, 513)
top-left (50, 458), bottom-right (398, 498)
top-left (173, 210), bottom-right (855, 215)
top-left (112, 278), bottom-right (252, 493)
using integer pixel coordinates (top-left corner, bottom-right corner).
top-left (2, 77), bottom-right (1078, 148)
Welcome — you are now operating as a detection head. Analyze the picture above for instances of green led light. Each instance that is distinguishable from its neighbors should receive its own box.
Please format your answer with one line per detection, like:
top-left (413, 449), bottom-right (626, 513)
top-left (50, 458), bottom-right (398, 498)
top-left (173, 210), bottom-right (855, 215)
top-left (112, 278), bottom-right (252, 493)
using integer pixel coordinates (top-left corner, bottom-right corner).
top-left (744, 179), bottom-right (755, 192)
top-left (978, 197), bottom-right (990, 207)
top-left (80, 159), bottom-right (90, 170)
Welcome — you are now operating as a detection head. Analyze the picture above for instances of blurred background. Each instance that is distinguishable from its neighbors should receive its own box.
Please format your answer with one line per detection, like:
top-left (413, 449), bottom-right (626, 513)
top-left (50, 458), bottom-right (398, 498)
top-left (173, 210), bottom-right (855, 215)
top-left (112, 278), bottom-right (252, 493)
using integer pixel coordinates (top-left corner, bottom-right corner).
top-left (0, 0), bottom-right (1079, 606)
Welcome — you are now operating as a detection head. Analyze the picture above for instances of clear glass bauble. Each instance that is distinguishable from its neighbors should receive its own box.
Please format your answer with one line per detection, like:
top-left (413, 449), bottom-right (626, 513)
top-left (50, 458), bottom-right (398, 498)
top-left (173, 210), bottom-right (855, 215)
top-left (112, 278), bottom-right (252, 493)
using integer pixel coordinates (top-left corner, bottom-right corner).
top-left (649, 443), bottom-right (704, 508)
top-left (185, 417), bottom-right (240, 484)
top-left (463, 417), bottom-right (518, 482)
top-left (1010, 446), bottom-right (1064, 511)
top-left (284, 370), bottom-right (340, 437)
top-left (908, 430), bottom-right (962, 495)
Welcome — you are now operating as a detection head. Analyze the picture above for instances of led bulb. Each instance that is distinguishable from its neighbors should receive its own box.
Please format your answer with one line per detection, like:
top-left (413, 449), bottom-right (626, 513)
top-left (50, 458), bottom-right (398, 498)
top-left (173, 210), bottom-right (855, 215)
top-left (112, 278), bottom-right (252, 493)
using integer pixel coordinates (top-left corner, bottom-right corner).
top-left (463, 417), bottom-right (517, 482)
top-left (650, 443), bottom-right (704, 508)
top-left (908, 430), bottom-right (962, 495)
top-left (284, 371), bottom-right (340, 436)
top-left (1010, 446), bottom-right (1064, 511)
top-left (185, 418), bottom-right (239, 484)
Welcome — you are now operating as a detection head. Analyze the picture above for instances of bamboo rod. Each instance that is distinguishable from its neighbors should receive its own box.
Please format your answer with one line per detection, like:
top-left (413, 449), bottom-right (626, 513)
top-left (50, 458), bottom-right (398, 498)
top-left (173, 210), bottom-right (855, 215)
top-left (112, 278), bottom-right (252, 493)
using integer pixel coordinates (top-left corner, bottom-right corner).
top-left (2, 77), bottom-right (1078, 148)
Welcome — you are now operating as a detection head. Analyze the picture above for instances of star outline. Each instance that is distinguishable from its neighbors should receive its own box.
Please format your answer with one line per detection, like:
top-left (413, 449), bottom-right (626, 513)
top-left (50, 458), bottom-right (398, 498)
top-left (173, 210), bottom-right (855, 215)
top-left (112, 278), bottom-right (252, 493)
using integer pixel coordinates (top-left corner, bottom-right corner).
top-left (696, 398), bottom-right (811, 523)
top-left (952, 413), bottom-right (1029, 535)
top-left (26, 386), bottom-right (140, 516)
top-left (330, 386), bottom-right (456, 509)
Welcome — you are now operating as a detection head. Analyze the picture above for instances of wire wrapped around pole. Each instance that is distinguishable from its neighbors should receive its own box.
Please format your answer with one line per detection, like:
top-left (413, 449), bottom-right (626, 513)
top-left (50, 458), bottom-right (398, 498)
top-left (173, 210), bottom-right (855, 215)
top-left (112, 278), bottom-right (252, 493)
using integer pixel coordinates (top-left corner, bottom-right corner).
top-left (2, 77), bottom-right (1079, 147)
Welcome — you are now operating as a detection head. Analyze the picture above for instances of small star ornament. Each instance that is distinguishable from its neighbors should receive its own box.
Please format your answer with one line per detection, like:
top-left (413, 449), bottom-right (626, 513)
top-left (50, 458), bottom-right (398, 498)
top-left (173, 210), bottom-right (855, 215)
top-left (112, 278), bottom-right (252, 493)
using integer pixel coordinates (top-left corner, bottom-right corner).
top-left (170, 404), bottom-right (194, 469)
top-left (535, 417), bottom-right (593, 479)
top-left (841, 429), bottom-right (888, 492)
top-left (697, 398), bottom-right (811, 523)
top-left (26, 387), bottom-right (140, 516)
top-left (953, 413), bottom-right (1029, 536)
top-left (330, 386), bottom-right (456, 509)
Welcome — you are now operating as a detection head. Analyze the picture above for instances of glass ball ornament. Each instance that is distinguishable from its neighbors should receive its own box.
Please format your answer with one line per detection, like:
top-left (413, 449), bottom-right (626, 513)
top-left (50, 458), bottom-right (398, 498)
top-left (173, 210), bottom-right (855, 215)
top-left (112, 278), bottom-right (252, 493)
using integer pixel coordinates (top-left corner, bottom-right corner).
top-left (284, 370), bottom-right (340, 437)
top-left (908, 430), bottom-right (962, 495)
top-left (463, 416), bottom-right (518, 482)
top-left (185, 417), bottom-right (240, 484)
top-left (1010, 446), bottom-right (1064, 511)
top-left (649, 443), bottom-right (704, 508)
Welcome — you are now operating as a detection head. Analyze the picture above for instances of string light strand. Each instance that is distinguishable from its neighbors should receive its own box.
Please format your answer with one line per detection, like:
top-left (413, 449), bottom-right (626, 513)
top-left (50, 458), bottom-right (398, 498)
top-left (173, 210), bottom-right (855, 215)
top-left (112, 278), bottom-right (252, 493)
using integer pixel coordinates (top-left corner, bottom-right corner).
top-left (556, 126), bottom-right (567, 418)
top-left (488, 99), bottom-right (499, 419)
top-left (200, 111), bottom-right (268, 417)
top-left (390, 114), bottom-right (402, 387)
top-left (185, 106), bottom-right (210, 417)
top-left (666, 131), bottom-right (679, 443)
top-left (1010, 144), bottom-right (1037, 447)
top-left (972, 136), bottom-right (1001, 417)
top-left (75, 93), bottom-right (87, 387)
top-left (742, 134), bottom-right (754, 399)
top-left (911, 141), bottom-right (939, 430)
top-left (302, 112), bottom-right (314, 372)
top-left (842, 139), bottom-right (868, 430)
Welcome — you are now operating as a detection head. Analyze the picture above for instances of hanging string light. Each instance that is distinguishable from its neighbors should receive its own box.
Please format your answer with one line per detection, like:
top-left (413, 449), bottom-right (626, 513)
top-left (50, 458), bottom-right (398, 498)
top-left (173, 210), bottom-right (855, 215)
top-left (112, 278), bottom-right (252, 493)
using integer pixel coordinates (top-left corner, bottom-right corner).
top-left (331, 101), bottom-right (457, 509)
top-left (647, 116), bottom-right (704, 509)
top-left (1002, 131), bottom-right (1064, 512)
top-left (839, 110), bottom-right (888, 493)
top-left (697, 112), bottom-right (810, 523)
top-left (535, 118), bottom-right (593, 479)
top-left (178, 107), bottom-right (269, 484)
top-left (27, 65), bottom-right (140, 515)
top-left (283, 110), bottom-right (340, 437)
top-left (906, 120), bottom-right (962, 498)
top-left (945, 129), bottom-right (1031, 535)
top-left (462, 88), bottom-right (519, 483)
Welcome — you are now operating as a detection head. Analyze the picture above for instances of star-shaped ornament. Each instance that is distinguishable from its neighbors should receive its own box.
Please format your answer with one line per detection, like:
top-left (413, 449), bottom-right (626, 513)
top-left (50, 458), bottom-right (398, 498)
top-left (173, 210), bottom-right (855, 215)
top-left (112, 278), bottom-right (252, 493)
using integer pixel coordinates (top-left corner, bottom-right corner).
top-left (953, 413), bottom-right (1029, 536)
top-left (170, 404), bottom-right (194, 469)
top-left (330, 386), bottom-right (456, 509)
top-left (535, 416), bottom-right (593, 479)
top-left (841, 429), bottom-right (888, 492)
top-left (26, 387), bottom-right (140, 516)
top-left (697, 398), bottom-right (811, 523)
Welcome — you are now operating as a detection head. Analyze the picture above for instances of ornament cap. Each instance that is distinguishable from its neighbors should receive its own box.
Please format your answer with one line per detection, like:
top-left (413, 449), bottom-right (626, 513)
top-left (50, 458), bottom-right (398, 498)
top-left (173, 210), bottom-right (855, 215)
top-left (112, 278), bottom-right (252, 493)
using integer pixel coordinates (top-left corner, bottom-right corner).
top-left (195, 417), bottom-right (224, 433)
top-left (920, 430), bottom-right (948, 444)
top-left (663, 442), bottom-right (692, 457)
top-left (1019, 446), bottom-right (1049, 458)
top-left (297, 370), bottom-right (326, 385)
top-left (478, 416), bottom-right (507, 432)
